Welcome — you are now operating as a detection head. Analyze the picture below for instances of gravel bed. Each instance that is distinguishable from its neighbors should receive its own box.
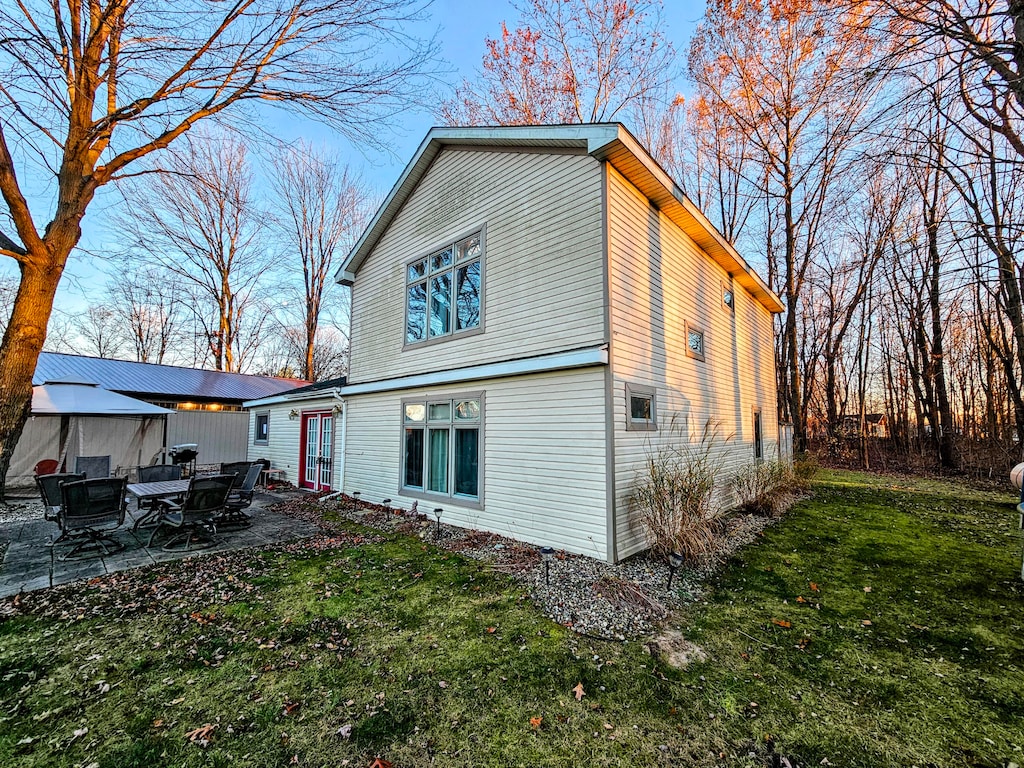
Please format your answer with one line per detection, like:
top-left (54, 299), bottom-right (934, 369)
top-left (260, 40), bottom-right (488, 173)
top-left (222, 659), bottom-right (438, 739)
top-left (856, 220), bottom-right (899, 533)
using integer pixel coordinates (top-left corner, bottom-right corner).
top-left (303, 494), bottom-right (779, 642)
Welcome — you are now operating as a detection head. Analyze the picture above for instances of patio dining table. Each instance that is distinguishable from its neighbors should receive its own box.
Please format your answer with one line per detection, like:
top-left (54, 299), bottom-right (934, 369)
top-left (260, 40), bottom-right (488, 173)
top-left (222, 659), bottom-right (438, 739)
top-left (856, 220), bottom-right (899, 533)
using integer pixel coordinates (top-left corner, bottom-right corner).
top-left (126, 479), bottom-right (191, 531)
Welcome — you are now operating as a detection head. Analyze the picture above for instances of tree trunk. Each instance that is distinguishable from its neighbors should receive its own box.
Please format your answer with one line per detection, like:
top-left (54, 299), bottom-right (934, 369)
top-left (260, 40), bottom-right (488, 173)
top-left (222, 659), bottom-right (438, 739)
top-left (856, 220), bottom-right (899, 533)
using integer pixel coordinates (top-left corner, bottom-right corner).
top-left (0, 256), bottom-right (66, 499)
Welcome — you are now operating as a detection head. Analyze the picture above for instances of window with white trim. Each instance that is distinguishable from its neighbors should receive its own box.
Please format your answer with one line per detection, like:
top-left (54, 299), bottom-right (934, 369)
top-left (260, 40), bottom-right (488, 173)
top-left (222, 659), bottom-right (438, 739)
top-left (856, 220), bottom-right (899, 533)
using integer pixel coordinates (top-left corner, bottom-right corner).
top-left (625, 383), bottom-right (657, 431)
top-left (406, 232), bottom-right (482, 345)
top-left (723, 281), bottom-right (735, 312)
top-left (402, 394), bottom-right (482, 500)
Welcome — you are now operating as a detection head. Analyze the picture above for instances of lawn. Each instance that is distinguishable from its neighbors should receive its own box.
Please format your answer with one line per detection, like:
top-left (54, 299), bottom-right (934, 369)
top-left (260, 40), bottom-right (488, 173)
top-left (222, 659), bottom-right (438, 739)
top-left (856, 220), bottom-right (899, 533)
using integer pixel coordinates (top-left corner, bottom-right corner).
top-left (1, 471), bottom-right (1022, 767)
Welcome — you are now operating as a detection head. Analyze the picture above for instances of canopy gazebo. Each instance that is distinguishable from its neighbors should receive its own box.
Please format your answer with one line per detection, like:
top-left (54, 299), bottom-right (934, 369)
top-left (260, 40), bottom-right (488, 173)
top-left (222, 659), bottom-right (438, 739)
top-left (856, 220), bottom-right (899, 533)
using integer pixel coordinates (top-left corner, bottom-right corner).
top-left (5, 377), bottom-right (172, 490)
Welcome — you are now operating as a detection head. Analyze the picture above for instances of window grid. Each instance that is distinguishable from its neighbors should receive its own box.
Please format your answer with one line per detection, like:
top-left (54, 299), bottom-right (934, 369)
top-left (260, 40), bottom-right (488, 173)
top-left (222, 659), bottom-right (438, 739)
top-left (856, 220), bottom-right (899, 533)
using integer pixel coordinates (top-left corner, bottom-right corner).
top-left (402, 394), bottom-right (483, 502)
top-left (406, 231), bottom-right (483, 345)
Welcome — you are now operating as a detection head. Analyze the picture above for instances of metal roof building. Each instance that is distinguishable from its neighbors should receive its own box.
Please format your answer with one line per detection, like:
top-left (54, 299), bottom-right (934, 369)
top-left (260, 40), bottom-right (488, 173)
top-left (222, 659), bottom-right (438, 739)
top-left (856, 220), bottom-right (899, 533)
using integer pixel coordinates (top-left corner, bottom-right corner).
top-left (34, 352), bottom-right (307, 405)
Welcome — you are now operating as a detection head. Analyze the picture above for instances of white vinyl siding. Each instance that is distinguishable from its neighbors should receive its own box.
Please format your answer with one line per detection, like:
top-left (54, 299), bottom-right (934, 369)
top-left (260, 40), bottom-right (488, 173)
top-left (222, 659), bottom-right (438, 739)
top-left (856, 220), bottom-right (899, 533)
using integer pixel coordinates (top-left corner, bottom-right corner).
top-left (343, 367), bottom-right (609, 558)
top-left (605, 166), bottom-right (780, 560)
top-left (246, 399), bottom-right (342, 489)
top-left (348, 148), bottom-right (606, 382)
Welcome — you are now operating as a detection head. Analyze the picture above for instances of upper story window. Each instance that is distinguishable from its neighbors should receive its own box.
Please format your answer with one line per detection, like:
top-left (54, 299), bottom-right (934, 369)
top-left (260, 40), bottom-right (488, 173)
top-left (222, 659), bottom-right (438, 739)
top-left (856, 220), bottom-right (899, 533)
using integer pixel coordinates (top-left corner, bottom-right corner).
top-left (723, 282), bottom-right (735, 312)
top-left (686, 322), bottom-right (706, 362)
top-left (406, 231), bottom-right (483, 345)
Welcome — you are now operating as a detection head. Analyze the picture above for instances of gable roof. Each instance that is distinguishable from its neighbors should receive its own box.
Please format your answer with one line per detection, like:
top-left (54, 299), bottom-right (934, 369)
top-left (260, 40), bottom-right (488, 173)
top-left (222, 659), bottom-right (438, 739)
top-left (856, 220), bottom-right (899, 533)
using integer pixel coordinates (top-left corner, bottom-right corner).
top-left (34, 352), bottom-right (308, 403)
top-left (335, 123), bottom-right (784, 314)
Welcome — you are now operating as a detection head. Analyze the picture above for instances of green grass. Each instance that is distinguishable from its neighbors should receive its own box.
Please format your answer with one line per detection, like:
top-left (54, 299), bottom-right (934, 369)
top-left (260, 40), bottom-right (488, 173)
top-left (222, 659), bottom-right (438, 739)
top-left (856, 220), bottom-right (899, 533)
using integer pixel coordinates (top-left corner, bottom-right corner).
top-left (1, 470), bottom-right (1022, 767)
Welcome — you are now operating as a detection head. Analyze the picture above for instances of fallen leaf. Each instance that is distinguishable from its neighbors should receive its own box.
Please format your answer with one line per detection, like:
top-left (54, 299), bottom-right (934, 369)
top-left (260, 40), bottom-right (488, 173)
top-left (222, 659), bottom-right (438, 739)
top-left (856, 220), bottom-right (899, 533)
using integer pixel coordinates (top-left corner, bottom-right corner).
top-left (810, 582), bottom-right (820, 592)
top-left (796, 596), bottom-right (807, 604)
top-left (486, 627), bottom-right (496, 634)
top-left (185, 723), bottom-right (217, 744)
top-left (572, 682), bottom-right (585, 701)
top-left (368, 759), bottom-right (393, 768)
top-left (529, 716), bottom-right (543, 729)
top-left (772, 619), bottom-right (792, 628)
top-left (336, 723), bottom-right (353, 740)
top-left (438, 680), bottom-right (448, 689)
top-left (603, 723), bottom-right (614, 730)
top-left (862, 620), bottom-right (872, 626)
top-left (863, 586), bottom-right (872, 592)
top-left (152, 719), bottom-right (164, 728)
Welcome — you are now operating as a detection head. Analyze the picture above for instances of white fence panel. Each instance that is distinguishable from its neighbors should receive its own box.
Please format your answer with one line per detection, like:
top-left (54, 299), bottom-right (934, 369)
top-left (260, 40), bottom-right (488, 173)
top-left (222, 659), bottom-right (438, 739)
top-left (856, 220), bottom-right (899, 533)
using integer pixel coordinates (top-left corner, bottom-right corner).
top-left (778, 422), bottom-right (794, 464)
top-left (166, 411), bottom-right (249, 465)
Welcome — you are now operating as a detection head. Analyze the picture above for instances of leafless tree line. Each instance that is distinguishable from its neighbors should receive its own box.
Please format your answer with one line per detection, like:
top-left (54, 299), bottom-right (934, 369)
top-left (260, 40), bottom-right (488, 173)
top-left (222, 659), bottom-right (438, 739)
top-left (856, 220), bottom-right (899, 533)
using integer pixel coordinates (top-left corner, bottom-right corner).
top-left (34, 132), bottom-right (369, 381)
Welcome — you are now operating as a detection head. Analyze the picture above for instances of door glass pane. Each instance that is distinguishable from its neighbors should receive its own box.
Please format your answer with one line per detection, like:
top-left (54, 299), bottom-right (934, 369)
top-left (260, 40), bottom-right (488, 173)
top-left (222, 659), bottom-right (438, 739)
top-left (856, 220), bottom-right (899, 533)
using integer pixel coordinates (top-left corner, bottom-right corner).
top-left (320, 416), bottom-right (332, 487)
top-left (455, 399), bottom-right (480, 420)
top-left (456, 261), bottom-right (481, 330)
top-left (454, 428), bottom-right (479, 497)
top-left (404, 428), bottom-right (424, 488)
top-left (429, 273), bottom-right (451, 337)
top-left (406, 283), bottom-right (426, 343)
top-left (428, 428), bottom-right (449, 493)
top-left (305, 417), bottom-right (318, 484)
top-left (428, 402), bottom-right (451, 422)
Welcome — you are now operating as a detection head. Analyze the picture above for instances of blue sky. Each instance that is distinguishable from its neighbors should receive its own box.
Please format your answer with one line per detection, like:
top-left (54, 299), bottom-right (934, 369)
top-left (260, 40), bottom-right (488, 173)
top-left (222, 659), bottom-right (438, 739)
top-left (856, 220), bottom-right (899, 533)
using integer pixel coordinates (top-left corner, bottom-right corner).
top-left (12, 0), bottom-right (706, 319)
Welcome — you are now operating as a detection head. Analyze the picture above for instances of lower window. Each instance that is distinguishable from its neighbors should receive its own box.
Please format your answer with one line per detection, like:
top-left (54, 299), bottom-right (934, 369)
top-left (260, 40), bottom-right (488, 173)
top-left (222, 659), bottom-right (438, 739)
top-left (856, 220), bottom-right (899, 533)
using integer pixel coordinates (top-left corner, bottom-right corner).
top-left (402, 394), bottom-right (482, 501)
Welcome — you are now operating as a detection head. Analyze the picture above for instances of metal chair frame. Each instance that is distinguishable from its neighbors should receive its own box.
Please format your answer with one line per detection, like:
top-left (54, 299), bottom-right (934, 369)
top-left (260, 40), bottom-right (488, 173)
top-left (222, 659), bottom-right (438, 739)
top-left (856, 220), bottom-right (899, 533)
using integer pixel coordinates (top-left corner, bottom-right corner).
top-left (57, 477), bottom-right (128, 560)
top-left (147, 474), bottom-right (234, 552)
top-left (217, 463), bottom-right (262, 528)
top-left (131, 464), bottom-right (185, 530)
top-left (35, 472), bottom-right (85, 522)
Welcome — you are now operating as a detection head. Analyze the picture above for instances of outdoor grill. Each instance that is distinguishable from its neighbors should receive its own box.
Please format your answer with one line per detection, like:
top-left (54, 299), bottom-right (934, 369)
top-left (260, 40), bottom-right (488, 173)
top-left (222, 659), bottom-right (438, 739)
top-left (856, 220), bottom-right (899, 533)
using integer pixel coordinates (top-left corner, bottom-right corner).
top-left (169, 443), bottom-right (198, 476)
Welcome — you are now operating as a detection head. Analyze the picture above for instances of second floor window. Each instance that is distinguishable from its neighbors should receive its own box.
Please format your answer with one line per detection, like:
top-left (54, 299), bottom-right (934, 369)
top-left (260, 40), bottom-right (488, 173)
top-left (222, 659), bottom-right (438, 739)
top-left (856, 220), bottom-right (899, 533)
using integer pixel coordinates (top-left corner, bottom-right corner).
top-left (406, 231), bottom-right (483, 345)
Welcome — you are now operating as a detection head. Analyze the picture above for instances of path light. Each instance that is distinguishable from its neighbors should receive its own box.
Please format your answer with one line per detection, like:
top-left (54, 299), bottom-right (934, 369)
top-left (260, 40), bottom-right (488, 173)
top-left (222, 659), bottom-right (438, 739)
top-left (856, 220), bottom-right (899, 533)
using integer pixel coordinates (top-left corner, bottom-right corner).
top-left (540, 546), bottom-right (555, 586)
top-left (433, 508), bottom-right (443, 540)
top-left (381, 498), bottom-right (391, 514)
top-left (350, 491), bottom-right (361, 514)
top-left (667, 551), bottom-right (683, 591)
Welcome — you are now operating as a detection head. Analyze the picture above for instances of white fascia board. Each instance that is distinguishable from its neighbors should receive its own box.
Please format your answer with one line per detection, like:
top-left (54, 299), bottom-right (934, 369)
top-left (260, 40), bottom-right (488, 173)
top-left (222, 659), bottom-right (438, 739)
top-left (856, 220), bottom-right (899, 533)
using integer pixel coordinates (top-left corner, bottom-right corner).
top-left (243, 388), bottom-right (344, 409)
top-left (339, 346), bottom-right (609, 397)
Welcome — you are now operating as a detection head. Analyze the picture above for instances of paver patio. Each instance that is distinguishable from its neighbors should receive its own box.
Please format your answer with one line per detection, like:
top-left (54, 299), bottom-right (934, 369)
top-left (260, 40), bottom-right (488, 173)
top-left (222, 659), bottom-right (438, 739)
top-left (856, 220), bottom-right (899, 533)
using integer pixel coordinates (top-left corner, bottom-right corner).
top-left (0, 490), bottom-right (321, 597)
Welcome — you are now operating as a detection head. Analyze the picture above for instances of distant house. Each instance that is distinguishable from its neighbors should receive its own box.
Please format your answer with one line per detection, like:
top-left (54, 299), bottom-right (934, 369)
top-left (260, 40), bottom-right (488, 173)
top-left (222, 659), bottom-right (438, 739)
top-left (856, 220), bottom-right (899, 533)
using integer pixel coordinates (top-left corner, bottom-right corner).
top-left (5, 353), bottom-right (307, 488)
top-left (841, 413), bottom-right (888, 438)
top-left (258, 124), bottom-right (784, 562)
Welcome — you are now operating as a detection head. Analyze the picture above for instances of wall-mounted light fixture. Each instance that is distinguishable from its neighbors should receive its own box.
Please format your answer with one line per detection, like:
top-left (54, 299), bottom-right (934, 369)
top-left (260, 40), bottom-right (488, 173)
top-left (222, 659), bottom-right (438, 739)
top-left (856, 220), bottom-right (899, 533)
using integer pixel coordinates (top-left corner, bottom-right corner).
top-left (331, 404), bottom-right (343, 416)
top-left (288, 409), bottom-right (299, 421)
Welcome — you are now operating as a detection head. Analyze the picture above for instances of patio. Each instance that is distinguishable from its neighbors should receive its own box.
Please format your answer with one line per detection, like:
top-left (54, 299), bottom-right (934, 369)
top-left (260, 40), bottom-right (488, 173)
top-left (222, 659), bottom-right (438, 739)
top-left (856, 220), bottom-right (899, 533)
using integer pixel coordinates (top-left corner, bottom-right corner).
top-left (0, 490), bottom-right (322, 598)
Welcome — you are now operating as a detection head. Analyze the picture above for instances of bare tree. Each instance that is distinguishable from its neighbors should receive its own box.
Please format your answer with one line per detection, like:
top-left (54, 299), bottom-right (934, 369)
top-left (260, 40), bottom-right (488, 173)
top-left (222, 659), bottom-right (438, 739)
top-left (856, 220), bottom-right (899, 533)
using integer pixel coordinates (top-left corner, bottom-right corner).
top-left (73, 304), bottom-right (126, 359)
top-left (269, 143), bottom-right (366, 380)
top-left (117, 133), bottom-right (269, 372)
top-left (0, 0), bottom-right (434, 495)
top-left (689, 0), bottom-right (881, 452)
top-left (108, 268), bottom-right (185, 364)
top-left (439, 0), bottom-right (680, 134)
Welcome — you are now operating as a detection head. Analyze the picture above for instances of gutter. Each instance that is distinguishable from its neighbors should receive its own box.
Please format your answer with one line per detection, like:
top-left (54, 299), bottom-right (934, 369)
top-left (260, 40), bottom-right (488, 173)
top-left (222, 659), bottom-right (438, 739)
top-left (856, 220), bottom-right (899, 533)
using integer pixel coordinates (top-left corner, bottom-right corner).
top-left (242, 387), bottom-right (344, 410)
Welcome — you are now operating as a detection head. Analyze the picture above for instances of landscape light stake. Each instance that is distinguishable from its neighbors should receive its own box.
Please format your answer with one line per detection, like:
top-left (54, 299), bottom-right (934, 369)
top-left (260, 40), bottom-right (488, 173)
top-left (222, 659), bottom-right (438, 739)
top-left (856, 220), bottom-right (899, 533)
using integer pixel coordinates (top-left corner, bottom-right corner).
top-left (351, 491), bottom-right (360, 514)
top-left (667, 551), bottom-right (683, 591)
top-left (433, 508), bottom-right (443, 540)
top-left (381, 498), bottom-right (391, 515)
top-left (540, 547), bottom-right (555, 586)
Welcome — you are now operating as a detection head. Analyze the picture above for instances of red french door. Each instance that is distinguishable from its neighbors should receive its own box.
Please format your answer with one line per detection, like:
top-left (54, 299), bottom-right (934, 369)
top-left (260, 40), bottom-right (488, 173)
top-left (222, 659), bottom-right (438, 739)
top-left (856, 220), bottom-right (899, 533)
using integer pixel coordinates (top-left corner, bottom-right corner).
top-left (299, 411), bottom-right (334, 491)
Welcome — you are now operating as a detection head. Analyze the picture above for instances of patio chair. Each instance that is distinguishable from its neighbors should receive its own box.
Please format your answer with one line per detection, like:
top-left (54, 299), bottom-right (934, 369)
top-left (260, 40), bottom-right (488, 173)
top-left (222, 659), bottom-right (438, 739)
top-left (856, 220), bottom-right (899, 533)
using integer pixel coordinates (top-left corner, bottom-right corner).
top-left (75, 455), bottom-right (111, 479)
top-left (220, 461), bottom-right (253, 491)
top-left (57, 477), bottom-right (128, 560)
top-left (34, 459), bottom-right (59, 476)
top-left (216, 463), bottom-right (262, 528)
top-left (147, 474), bottom-right (234, 552)
top-left (35, 472), bottom-right (85, 521)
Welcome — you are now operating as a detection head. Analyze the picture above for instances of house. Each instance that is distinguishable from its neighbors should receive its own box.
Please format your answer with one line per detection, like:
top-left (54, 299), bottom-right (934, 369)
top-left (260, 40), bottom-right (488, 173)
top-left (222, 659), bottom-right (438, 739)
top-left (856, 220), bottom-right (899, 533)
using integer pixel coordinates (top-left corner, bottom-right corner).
top-left (4, 353), bottom-right (308, 487)
top-left (841, 413), bottom-right (888, 438)
top-left (243, 378), bottom-right (346, 491)
top-left (260, 124), bottom-right (785, 562)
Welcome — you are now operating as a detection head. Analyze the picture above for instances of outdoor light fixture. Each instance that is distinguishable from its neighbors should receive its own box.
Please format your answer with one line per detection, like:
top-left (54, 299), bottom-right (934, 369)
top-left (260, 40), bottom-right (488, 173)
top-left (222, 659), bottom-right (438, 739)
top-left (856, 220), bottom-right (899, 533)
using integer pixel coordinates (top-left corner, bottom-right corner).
top-left (288, 409), bottom-right (299, 420)
top-left (381, 498), bottom-right (391, 514)
top-left (332, 404), bottom-right (342, 416)
top-left (351, 491), bottom-right (360, 514)
top-left (667, 551), bottom-right (683, 591)
top-left (540, 546), bottom-right (555, 586)
top-left (433, 508), bottom-right (443, 539)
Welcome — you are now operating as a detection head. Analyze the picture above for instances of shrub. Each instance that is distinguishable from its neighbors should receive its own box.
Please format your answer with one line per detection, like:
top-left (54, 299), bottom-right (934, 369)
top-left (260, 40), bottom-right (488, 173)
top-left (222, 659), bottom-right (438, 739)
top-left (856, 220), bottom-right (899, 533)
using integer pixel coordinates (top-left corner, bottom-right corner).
top-left (792, 452), bottom-right (820, 489)
top-left (630, 419), bottom-right (727, 564)
top-left (732, 458), bottom-right (806, 517)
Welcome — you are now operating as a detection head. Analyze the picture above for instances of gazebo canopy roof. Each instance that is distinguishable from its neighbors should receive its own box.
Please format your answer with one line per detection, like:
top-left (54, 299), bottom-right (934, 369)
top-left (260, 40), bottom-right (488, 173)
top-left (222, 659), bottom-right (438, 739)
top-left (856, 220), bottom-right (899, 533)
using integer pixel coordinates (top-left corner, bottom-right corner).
top-left (32, 380), bottom-right (172, 416)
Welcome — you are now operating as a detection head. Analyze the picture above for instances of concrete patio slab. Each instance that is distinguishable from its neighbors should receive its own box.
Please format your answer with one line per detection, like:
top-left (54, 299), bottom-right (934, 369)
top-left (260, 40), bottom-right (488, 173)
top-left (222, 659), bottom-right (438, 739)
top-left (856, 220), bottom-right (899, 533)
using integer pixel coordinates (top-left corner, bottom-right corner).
top-left (0, 491), bottom-right (321, 598)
